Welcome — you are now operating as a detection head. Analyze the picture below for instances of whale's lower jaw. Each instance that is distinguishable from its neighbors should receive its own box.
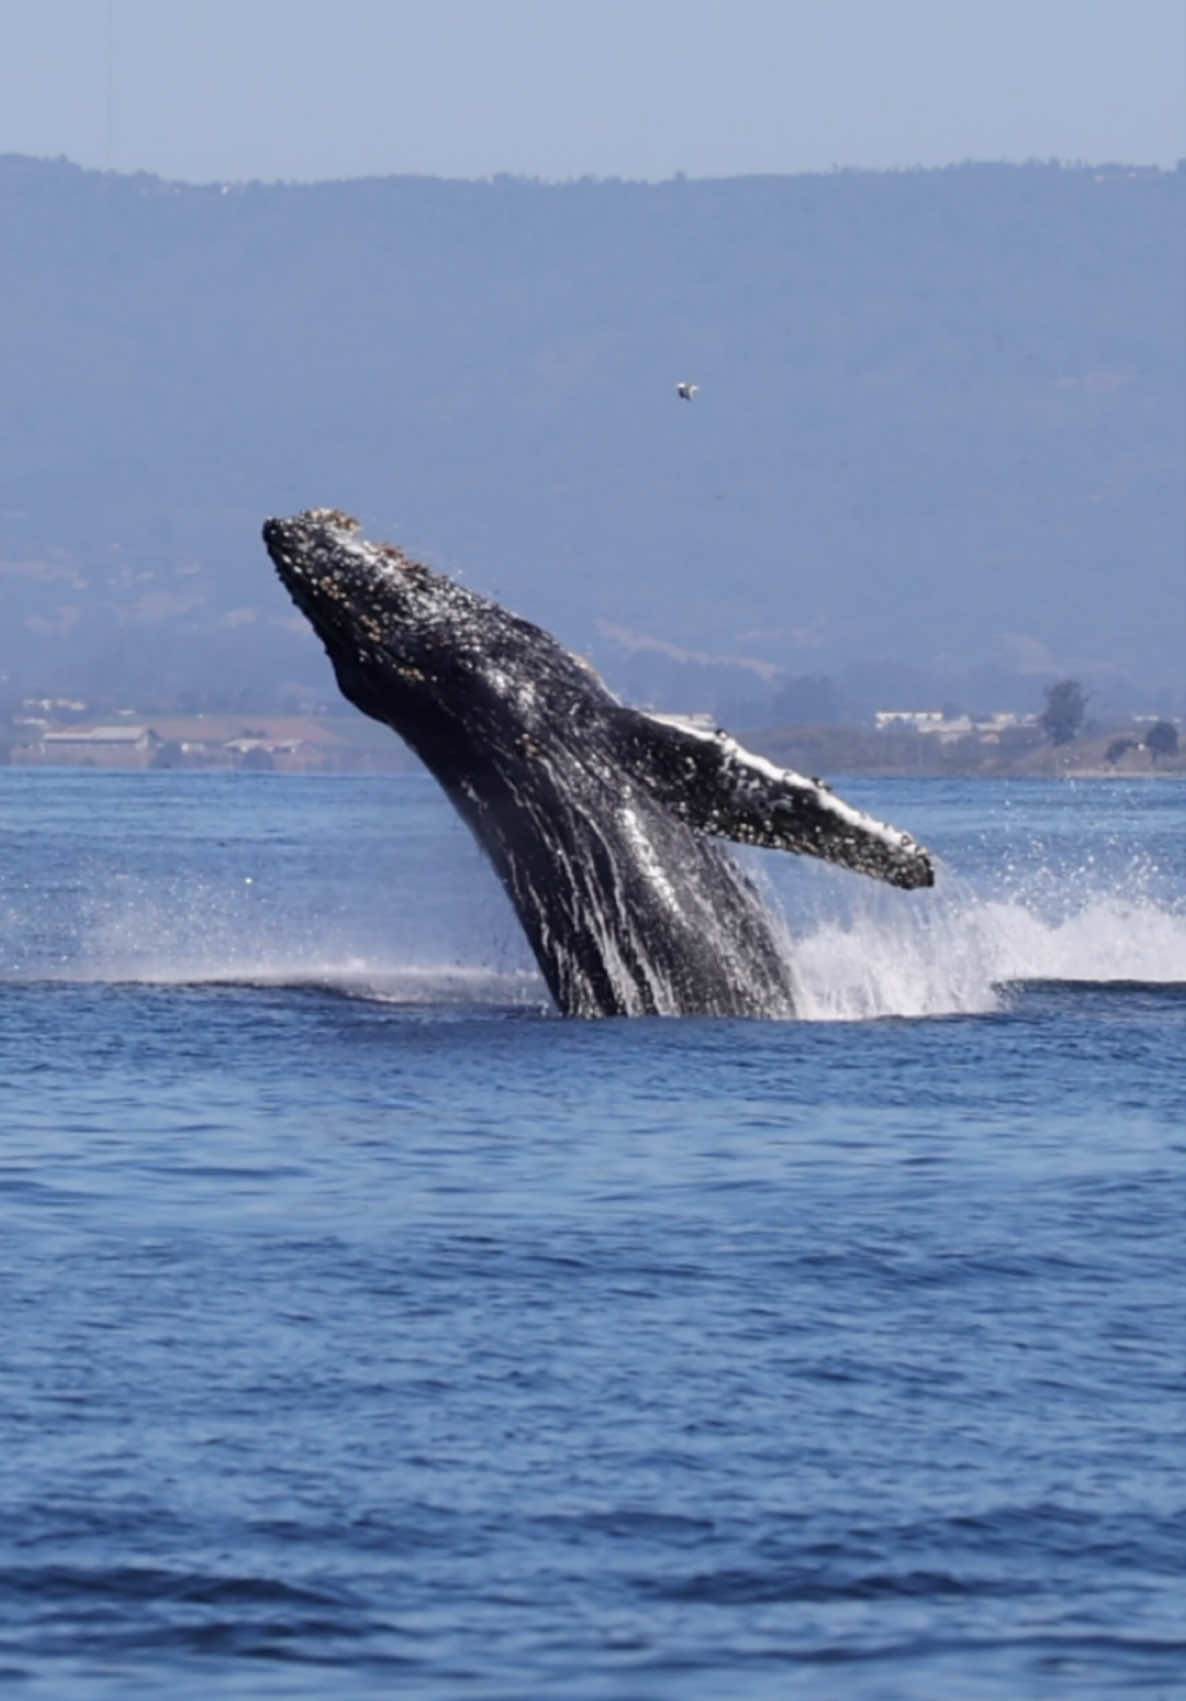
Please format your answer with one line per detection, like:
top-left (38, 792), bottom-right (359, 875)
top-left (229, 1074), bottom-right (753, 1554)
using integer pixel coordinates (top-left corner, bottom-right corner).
top-left (437, 748), bottom-right (798, 1020)
top-left (551, 966), bottom-right (793, 1021)
top-left (511, 831), bottom-right (796, 1020)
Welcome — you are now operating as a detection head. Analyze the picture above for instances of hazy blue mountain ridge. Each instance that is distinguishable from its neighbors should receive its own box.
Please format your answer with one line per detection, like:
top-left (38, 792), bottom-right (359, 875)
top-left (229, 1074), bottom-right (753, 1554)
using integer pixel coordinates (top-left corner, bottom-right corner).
top-left (1, 156), bottom-right (1182, 713)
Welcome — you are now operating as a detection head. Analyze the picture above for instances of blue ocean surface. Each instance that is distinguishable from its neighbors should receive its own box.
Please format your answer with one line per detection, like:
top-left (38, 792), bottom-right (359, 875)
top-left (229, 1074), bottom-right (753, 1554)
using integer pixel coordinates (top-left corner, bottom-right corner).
top-left (1, 768), bottom-right (1183, 1700)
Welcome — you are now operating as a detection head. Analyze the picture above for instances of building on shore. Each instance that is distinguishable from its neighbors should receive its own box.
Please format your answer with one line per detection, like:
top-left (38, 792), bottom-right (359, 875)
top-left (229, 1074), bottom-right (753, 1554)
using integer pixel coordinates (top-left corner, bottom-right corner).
top-left (36, 725), bottom-right (160, 765)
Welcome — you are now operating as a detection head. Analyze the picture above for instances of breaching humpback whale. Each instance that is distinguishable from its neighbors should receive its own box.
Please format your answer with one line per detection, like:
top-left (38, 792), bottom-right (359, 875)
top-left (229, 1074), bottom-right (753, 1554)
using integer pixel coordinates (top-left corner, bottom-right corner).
top-left (263, 509), bottom-right (933, 1018)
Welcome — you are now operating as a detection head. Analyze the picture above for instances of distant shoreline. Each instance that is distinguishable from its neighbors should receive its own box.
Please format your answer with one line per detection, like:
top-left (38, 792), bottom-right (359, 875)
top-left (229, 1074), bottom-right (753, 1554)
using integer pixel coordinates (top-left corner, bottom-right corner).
top-left (4, 707), bottom-right (1182, 781)
top-left (4, 749), bottom-right (1182, 782)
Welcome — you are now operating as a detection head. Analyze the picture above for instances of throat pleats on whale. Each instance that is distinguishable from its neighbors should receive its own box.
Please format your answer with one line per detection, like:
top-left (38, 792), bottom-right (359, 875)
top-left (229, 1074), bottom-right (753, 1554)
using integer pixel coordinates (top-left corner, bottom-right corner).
top-left (262, 509), bottom-right (935, 1018)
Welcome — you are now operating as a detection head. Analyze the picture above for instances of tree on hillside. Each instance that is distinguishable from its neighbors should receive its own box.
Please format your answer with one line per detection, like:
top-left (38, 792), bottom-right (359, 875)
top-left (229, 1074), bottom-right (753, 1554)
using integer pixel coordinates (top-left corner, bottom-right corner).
top-left (1040, 679), bottom-right (1088, 746)
top-left (1146, 719), bottom-right (1180, 761)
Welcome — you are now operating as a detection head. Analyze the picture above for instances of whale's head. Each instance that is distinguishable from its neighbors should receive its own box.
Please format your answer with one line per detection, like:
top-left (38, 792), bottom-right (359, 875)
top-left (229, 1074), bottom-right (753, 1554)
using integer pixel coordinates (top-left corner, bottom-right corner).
top-left (263, 508), bottom-right (462, 649)
top-left (265, 505), bottom-right (498, 680)
top-left (263, 507), bottom-right (581, 751)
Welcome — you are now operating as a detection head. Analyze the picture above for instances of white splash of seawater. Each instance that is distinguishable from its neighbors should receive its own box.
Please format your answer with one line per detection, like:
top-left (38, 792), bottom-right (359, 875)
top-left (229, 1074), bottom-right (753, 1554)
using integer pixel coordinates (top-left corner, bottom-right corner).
top-left (54, 933), bottom-right (544, 1008)
top-left (787, 879), bottom-right (1186, 1023)
top-left (17, 851), bottom-right (1186, 1024)
top-left (40, 874), bottom-right (546, 1008)
top-left (106, 958), bottom-right (546, 1008)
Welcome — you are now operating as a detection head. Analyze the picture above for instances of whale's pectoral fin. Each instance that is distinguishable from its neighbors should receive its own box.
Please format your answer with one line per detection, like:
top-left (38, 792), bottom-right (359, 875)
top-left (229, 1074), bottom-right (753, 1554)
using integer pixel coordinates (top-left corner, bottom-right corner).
top-left (613, 710), bottom-right (935, 889)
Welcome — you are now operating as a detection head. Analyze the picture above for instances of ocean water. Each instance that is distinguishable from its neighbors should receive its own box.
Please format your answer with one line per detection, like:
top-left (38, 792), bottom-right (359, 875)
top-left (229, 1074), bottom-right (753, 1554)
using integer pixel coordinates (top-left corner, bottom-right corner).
top-left (1, 767), bottom-right (1183, 1700)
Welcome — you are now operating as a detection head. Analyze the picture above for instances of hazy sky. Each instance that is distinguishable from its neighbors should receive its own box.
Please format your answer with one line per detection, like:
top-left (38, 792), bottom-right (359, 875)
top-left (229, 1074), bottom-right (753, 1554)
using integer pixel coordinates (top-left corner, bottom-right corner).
top-left (2, 0), bottom-right (1183, 182)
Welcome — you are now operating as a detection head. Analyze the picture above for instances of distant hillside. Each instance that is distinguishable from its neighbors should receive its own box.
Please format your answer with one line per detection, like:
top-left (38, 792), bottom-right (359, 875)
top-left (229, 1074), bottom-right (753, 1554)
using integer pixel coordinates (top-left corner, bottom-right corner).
top-left (1, 156), bottom-right (1182, 715)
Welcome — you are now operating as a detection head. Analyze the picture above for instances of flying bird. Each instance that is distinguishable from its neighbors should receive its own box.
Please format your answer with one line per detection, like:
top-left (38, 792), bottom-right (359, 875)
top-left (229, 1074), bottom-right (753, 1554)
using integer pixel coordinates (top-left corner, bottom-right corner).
top-left (675, 381), bottom-right (699, 401)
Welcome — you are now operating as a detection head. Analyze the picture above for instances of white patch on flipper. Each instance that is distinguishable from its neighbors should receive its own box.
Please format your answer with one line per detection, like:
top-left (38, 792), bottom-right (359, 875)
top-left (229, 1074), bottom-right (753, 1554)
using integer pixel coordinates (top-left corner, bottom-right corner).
top-left (639, 712), bottom-right (923, 859)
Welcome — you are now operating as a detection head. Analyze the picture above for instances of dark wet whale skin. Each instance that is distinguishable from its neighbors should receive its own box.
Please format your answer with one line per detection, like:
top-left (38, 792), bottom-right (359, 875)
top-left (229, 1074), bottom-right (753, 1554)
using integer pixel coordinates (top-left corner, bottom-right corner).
top-left (263, 509), bottom-right (933, 1018)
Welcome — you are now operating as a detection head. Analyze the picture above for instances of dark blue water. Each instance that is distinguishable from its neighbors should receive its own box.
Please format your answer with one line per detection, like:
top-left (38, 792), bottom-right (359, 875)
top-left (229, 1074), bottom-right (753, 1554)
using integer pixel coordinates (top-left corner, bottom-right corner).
top-left (2, 770), bottom-right (1184, 1699)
